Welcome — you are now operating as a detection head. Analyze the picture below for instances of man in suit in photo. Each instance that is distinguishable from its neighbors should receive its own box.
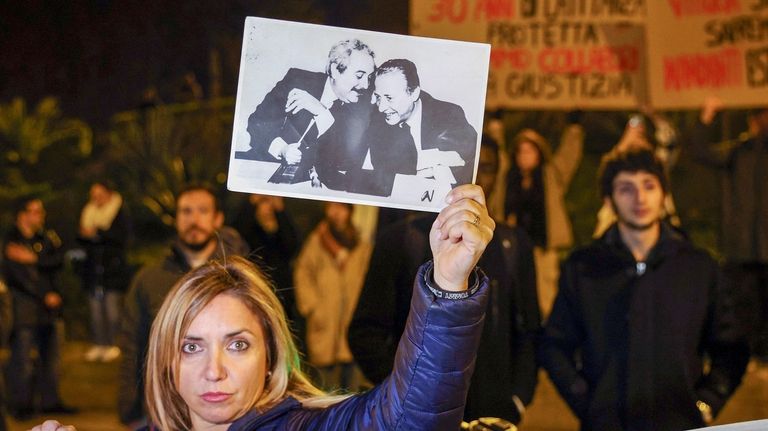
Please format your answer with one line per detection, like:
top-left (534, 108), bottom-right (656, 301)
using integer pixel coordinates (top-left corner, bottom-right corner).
top-left (349, 58), bottom-right (477, 196)
top-left (236, 39), bottom-right (376, 185)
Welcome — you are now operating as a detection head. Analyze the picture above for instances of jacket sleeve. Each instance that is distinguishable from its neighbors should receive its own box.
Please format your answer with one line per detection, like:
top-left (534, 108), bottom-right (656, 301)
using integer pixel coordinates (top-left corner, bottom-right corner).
top-left (244, 71), bottom-right (296, 162)
top-left (37, 230), bottom-right (64, 273)
top-left (687, 119), bottom-right (741, 168)
top-left (117, 272), bottom-right (151, 424)
top-left (550, 124), bottom-right (584, 188)
top-left (98, 208), bottom-right (132, 248)
top-left (695, 262), bottom-right (750, 417)
top-left (538, 260), bottom-right (590, 419)
top-left (439, 106), bottom-right (478, 187)
top-left (296, 262), bottom-right (490, 431)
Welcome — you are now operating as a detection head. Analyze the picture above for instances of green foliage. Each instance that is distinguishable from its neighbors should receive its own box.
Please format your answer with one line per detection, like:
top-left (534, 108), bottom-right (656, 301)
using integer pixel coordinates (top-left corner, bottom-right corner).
top-left (106, 98), bottom-right (235, 226)
top-left (0, 97), bottom-right (93, 231)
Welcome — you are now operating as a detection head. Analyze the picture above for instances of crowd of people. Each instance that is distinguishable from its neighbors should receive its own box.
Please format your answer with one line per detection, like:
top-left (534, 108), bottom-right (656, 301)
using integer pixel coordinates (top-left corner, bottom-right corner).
top-left (1, 88), bottom-right (766, 430)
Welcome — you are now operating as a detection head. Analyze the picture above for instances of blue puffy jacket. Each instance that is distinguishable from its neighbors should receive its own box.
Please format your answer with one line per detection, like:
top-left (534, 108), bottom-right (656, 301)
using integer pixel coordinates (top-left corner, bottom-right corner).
top-left (228, 262), bottom-right (489, 430)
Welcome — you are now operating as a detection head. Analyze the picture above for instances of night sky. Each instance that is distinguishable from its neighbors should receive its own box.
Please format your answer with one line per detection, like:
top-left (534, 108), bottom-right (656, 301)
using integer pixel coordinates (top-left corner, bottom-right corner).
top-left (0, 0), bottom-right (408, 126)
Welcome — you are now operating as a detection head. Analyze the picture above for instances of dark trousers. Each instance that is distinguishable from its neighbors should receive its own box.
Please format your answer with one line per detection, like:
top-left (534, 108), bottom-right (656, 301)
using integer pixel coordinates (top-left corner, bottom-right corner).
top-left (724, 262), bottom-right (768, 360)
top-left (6, 324), bottom-right (62, 411)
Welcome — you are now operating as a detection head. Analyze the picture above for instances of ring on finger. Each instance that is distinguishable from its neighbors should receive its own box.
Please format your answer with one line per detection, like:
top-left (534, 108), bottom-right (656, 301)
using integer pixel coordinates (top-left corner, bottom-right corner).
top-left (471, 213), bottom-right (480, 227)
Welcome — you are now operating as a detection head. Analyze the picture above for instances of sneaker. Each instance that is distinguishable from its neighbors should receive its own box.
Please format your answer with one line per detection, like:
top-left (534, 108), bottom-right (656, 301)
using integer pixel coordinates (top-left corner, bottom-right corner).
top-left (100, 345), bottom-right (122, 362)
top-left (41, 403), bottom-right (79, 415)
top-left (84, 345), bottom-right (105, 362)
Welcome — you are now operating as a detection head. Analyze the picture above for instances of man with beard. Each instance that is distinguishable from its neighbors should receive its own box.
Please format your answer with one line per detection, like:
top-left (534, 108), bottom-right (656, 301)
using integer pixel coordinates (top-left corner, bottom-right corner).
top-left (294, 202), bottom-right (372, 392)
top-left (117, 185), bottom-right (248, 428)
top-left (235, 39), bottom-right (376, 187)
top-left (539, 148), bottom-right (749, 430)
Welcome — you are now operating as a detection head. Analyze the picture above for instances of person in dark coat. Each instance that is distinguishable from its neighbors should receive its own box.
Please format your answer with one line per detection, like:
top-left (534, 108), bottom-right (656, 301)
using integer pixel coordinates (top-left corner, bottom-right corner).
top-left (349, 136), bottom-right (540, 424)
top-left (348, 58), bottom-right (477, 197)
top-left (539, 148), bottom-right (749, 430)
top-left (117, 185), bottom-right (248, 428)
top-left (77, 181), bottom-right (132, 363)
top-left (235, 39), bottom-right (376, 186)
top-left (2, 197), bottom-right (77, 419)
top-left (688, 97), bottom-right (768, 362)
top-left (231, 194), bottom-right (300, 326)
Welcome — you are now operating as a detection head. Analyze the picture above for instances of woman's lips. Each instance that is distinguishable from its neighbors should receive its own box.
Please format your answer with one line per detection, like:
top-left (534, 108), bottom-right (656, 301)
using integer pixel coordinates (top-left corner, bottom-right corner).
top-left (201, 392), bottom-right (232, 403)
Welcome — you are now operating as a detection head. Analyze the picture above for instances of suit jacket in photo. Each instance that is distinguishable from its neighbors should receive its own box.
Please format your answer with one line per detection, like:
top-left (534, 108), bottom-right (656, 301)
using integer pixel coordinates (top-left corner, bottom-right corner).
top-left (348, 91), bottom-right (477, 197)
top-left (236, 68), bottom-right (373, 188)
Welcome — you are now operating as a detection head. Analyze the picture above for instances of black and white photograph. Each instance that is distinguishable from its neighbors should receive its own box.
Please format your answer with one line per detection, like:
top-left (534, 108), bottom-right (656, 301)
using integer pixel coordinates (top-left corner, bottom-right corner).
top-left (228, 17), bottom-right (490, 212)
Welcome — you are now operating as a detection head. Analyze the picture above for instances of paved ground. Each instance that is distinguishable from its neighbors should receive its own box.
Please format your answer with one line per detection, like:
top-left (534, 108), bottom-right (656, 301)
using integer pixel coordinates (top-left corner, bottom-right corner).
top-left (7, 342), bottom-right (768, 430)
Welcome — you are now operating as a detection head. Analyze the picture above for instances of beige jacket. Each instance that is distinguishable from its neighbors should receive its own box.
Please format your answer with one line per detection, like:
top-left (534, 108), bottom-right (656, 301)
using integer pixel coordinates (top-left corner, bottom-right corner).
top-left (294, 229), bottom-right (372, 367)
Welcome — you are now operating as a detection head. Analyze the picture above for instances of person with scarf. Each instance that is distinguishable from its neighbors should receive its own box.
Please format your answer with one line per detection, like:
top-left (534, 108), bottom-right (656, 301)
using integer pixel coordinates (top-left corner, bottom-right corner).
top-left (77, 181), bottom-right (132, 362)
top-left (294, 202), bottom-right (372, 392)
top-left (503, 117), bottom-right (584, 319)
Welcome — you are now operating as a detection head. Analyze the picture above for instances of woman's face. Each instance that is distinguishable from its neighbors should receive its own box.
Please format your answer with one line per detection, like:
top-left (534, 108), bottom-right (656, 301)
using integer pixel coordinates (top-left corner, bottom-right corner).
top-left (178, 293), bottom-right (269, 430)
top-left (515, 140), bottom-right (541, 173)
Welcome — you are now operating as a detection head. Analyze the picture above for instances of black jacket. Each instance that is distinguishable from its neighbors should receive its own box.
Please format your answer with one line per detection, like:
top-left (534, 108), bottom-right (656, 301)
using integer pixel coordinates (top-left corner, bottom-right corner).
top-left (237, 68), bottom-right (374, 189)
top-left (77, 205), bottom-right (133, 292)
top-left (539, 224), bottom-right (749, 431)
top-left (2, 227), bottom-right (63, 328)
top-left (688, 120), bottom-right (768, 262)
top-left (348, 92), bottom-right (477, 197)
top-left (348, 214), bottom-right (540, 423)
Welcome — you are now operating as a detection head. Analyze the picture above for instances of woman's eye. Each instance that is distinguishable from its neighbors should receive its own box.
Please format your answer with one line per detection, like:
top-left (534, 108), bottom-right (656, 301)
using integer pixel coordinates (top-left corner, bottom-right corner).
top-left (229, 340), bottom-right (249, 352)
top-left (182, 343), bottom-right (200, 354)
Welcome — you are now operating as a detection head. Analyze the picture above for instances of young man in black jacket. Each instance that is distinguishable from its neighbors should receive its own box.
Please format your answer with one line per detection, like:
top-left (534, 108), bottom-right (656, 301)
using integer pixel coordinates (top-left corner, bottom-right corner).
top-left (539, 148), bottom-right (749, 430)
top-left (349, 136), bottom-right (540, 424)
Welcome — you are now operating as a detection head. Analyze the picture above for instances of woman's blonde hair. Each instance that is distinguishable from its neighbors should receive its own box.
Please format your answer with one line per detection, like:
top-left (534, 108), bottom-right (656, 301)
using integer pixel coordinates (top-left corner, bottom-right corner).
top-left (145, 256), bottom-right (329, 431)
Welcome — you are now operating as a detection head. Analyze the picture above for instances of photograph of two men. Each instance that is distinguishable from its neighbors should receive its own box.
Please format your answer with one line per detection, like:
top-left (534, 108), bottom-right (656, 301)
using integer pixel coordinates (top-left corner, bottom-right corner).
top-left (228, 17), bottom-right (490, 212)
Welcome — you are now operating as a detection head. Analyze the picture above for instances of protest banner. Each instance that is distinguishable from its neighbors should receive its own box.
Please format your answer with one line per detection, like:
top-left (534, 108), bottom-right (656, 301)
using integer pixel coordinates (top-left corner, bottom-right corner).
top-left (411, 0), bottom-right (647, 109)
top-left (228, 17), bottom-right (490, 212)
top-left (647, 0), bottom-right (768, 109)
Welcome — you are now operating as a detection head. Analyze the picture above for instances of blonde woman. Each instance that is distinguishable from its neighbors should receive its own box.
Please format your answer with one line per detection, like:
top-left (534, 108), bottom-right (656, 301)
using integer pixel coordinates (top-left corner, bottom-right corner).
top-left (33, 185), bottom-right (494, 431)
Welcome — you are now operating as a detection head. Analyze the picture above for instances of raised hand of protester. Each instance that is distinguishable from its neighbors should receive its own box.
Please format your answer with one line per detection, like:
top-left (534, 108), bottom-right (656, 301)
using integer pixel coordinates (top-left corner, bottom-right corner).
top-left (285, 88), bottom-right (326, 116)
top-left (700, 96), bottom-right (723, 125)
top-left (430, 184), bottom-right (495, 292)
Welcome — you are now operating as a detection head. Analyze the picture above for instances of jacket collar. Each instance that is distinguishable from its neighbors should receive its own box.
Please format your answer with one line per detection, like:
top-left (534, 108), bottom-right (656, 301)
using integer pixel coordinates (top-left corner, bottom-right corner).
top-left (600, 222), bottom-right (687, 269)
top-left (227, 397), bottom-right (301, 430)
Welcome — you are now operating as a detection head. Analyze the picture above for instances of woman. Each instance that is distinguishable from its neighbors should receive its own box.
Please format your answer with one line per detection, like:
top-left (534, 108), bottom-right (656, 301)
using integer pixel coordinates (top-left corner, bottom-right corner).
top-left (503, 124), bottom-right (583, 318)
top-left (77, 181), bottom-right (132, 362)
top-left (294, 202), bottom-right (372, 392)
top-left (33, 185), bottom-right (494, 431)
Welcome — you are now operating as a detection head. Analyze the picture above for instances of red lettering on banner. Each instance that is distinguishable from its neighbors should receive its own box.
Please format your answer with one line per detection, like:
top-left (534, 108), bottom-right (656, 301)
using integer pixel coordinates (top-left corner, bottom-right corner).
top-left (474, 0), bottom-right (516, 21)
top-left (668, 0), bottom-right (742, 18)
top-left (490, 48), bottom-right (533, 69)
top-left (663, 48), bottom-right (743, 90)
top-left (538, 46), bottom-right (639, 73)
top-left (428, 0), bottom-right (470, 23)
